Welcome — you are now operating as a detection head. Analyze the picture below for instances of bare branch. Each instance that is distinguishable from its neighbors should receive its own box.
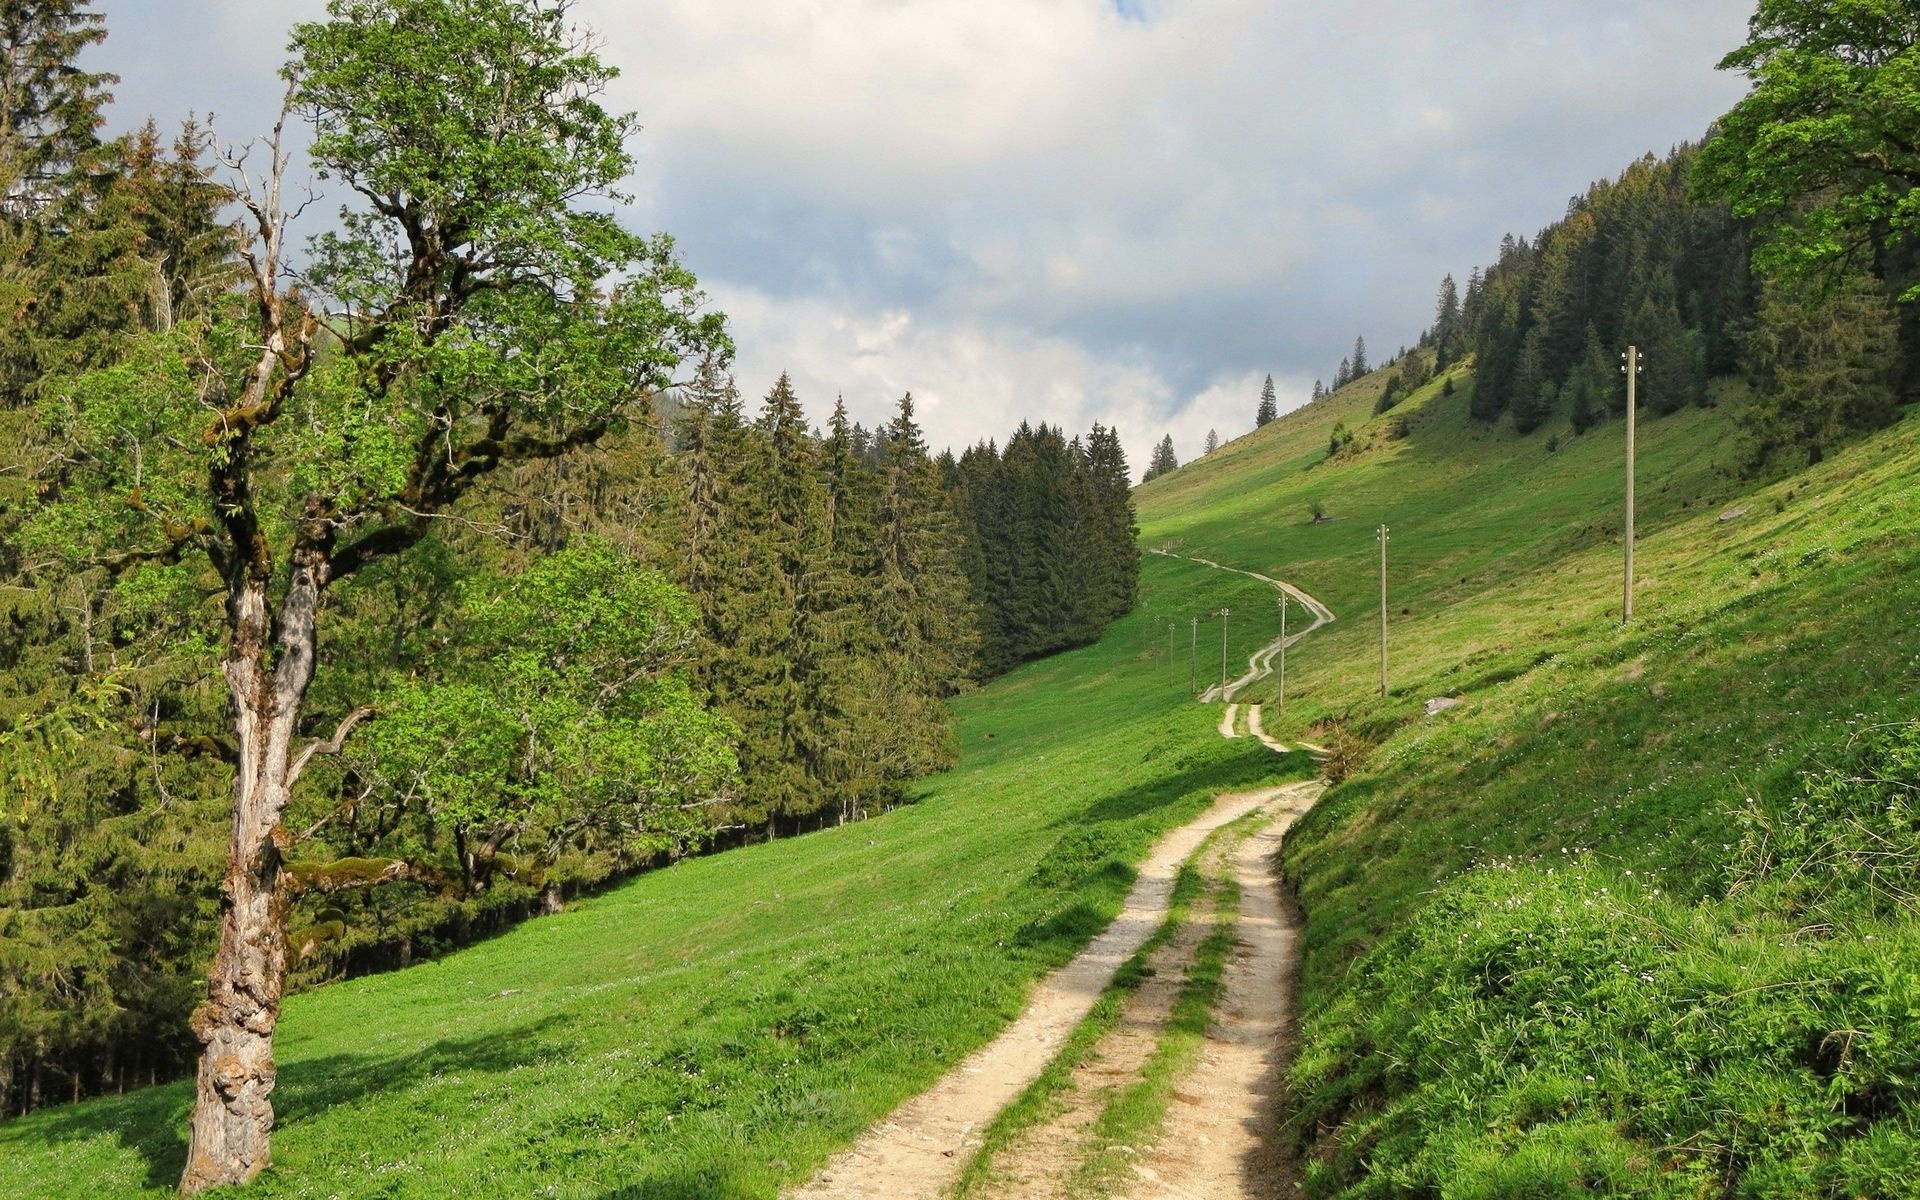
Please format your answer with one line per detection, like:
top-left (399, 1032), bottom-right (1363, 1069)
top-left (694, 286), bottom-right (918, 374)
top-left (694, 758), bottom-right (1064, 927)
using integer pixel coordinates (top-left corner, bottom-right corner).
top-left (285, 706), bottom-right (377, 789)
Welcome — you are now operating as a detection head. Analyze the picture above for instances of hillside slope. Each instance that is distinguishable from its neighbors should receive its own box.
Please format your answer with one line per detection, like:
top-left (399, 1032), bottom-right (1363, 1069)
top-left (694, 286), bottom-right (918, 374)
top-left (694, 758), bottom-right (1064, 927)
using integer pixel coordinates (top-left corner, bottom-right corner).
top-left (0, 550), bottom-right (1312, 1198)
top-left (1135, 360), bottom-right (1920, 1195)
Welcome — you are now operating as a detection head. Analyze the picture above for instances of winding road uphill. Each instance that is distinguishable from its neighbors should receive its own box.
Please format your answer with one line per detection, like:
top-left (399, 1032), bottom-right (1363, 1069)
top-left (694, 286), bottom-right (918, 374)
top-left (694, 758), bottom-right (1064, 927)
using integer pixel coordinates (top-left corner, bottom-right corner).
top-left (789, 558), bottom-right (1334, 1199)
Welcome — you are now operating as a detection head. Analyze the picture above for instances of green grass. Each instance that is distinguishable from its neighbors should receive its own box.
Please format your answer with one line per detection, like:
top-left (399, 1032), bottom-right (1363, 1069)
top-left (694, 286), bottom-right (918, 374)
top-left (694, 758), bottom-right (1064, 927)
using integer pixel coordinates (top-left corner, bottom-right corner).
top-left (11, 351), bottom-right (1916, 1198)
top-left (0, 550), bottom-right (1312, 1199)
top-left (1131, 362), bottom-right (1920, 1195)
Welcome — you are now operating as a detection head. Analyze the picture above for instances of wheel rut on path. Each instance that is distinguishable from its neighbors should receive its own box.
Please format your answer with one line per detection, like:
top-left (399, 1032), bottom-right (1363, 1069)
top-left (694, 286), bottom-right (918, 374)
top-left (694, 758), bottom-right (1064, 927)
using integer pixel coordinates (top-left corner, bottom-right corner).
top-left (971, 828), bottom-right (1246, 1200)
top-left (1123, 790), bottom-right (1319, 1200)
top-left (786, 788), bottom-right (1294, 1200)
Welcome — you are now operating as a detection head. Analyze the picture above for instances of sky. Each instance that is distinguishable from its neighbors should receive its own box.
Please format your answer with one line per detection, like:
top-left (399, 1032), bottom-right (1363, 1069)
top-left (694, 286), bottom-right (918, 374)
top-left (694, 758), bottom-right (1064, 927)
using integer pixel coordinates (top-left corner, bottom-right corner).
top-left (90, 0), bottom-right (1757, 472)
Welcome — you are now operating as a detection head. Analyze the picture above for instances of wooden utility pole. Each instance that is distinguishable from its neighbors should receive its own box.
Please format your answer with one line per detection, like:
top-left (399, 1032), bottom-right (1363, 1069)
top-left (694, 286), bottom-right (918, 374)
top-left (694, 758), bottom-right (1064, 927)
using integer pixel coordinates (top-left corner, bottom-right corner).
top-left (1276, 594), bottom-right (1288, 712)
top-left (1378, 524), bottom-right (1390, 697)
top-left (1219, 607), bottom-right (1231, 692)
top-left (1189, 616), bottom-right (1198, 695)
top-left (1622, 344), bottom-right (1641, 624)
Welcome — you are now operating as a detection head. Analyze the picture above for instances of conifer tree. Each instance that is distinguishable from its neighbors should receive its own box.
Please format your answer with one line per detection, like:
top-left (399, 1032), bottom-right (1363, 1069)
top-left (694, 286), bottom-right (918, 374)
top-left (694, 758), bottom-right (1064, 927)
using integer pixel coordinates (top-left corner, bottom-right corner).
top-left (1742, 269), bottom-right (1900, 466)
top-left (1083, 422), bottom-right (1138, 622)
top-left (0, 0), bottom-right (112, 220)
top-left (1433, 274), bottom-right (1463, 360)
top-left (1143, 434), bottom-right (1178, 482)
top-left (0, 0), bottom-right (117, 405)
top-left (814, 397), bottom-right (894, 820)
top-left (1566, 324), bottom-right (1613, 434)
top-left (1351, 335), bottom-right (1370, 378)
top-left (871, 395), bottom-right (976, 774)
top-left (1256, 374), bottom-right (1278, 426)
top-left (1203, 428), bottom-right (1219, 455)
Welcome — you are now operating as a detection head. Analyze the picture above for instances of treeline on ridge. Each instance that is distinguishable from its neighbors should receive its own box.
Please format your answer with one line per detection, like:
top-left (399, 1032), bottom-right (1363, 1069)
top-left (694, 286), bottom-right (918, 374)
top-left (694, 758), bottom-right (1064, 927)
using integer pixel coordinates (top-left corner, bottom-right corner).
top-left (946, 422), bottom-right (1139, 677)
top-left (1416, 142), bottom-right (1906, 466)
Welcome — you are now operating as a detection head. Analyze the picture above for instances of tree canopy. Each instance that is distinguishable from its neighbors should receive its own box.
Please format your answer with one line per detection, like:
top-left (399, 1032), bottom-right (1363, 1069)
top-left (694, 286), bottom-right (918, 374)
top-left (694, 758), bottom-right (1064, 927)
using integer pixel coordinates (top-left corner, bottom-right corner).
top-left (1695, 0), bottom-right (1920, 396)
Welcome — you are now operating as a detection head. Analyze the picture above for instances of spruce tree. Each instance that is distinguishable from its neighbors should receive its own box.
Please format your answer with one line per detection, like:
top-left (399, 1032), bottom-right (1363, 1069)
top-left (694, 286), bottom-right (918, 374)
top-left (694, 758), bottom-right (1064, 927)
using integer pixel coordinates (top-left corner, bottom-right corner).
top-left (1204, 428), bottom-right (1219, 455)
top-left (815, 398), bottom-right (893, 820)
top-left (0, 0), bottom-right (113, 220)
top-left (1567, 324), bottom-right (1613, 434)
top-left (1256, 374), bottom-right (1278, 426)
top-left (1143, 434), bottom-right (1178, 482)
top-left (1433, 273), bottom-right (1462, 358)
top-left (1350, 335), bottom-right (1370, 378)
top-left (1083, 422), bottom-right (1138, 623)
top-left (1742, 269), bottom-right (1900, 466)
top-left (871, 395), bottom-right (977, 775)
top-left (0, 0), bottom-right (118, 405)
top-left (749, 373), bottom-right (833, 825)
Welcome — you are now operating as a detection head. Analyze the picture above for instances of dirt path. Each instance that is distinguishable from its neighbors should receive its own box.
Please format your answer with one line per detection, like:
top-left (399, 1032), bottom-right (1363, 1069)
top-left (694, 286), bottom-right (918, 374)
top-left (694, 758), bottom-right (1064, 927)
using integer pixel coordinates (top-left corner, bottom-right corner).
top-left (973, 826), bottom-right (1249, 1199)
top-left (1124, 788), bottom-right (1319, 1199)
top-left (792, 554), bottom-right (1335, 1199)
top-left (1146, 550), bottom-right (1333, 706)
top-left (1244, 705), bottom-right (1287, 754)
top-left (787, 787), bottom-right (1298, 1200)
top-left (1218, 703), bottom-right (1240, 739)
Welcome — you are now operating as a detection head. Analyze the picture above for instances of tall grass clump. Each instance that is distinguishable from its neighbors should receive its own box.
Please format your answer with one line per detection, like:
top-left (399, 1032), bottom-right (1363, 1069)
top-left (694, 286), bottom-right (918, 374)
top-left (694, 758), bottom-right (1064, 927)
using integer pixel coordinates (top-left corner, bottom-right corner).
top-left (1289, 722), bottom-right (1920, 1199)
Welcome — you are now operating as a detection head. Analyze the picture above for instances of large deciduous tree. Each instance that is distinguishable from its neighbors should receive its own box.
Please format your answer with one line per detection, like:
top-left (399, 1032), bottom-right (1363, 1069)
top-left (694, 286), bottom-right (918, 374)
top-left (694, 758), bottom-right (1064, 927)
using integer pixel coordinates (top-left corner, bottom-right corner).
top-left (24, 0), bottom-right (723, 1189)
top-left (1695, 0), bottom-right (1920, 396)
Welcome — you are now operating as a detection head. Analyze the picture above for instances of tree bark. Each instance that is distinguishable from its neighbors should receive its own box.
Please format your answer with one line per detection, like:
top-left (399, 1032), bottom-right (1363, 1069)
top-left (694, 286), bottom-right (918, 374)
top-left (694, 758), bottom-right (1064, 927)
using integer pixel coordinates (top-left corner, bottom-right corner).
top-left (180, 557), bottom-right (324, 1195)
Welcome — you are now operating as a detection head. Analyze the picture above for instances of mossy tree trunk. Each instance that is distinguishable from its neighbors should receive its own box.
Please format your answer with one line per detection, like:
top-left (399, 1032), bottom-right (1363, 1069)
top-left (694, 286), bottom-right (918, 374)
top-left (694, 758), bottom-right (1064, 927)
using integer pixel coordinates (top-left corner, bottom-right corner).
top-left (180, 564), bottom-right (321, 1191)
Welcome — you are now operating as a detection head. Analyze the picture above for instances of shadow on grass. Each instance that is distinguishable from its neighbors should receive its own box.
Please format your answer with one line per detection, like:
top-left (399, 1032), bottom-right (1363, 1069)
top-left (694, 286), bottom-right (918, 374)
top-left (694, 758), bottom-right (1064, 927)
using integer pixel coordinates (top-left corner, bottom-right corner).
top-left (1071, 740), bottom-right (1312, 828)
top-left (1015, 738), bottom-right (1312, 966)
top-left (10, 1012), bottom-right (575, 1193)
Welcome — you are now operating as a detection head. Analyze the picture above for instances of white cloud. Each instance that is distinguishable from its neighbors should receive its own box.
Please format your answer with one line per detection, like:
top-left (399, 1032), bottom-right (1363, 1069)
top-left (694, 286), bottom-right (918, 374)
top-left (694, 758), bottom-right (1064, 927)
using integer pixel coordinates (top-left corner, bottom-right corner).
top-left (712, 281), bottom-right (1311, 473)
top-left (94, 0), bottom-right (1758, 461)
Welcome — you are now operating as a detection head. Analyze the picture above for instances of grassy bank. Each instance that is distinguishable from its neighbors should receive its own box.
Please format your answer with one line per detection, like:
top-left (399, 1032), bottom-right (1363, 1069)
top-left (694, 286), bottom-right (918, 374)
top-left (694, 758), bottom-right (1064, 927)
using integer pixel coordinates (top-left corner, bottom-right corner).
top-left (1134, 364), bottom-right (1920, 1194)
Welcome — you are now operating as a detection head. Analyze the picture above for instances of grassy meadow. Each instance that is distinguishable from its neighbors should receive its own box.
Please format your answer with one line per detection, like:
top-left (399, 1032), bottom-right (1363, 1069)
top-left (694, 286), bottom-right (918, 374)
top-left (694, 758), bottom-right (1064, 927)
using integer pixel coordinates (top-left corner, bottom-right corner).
top-left (6, 349), bottom-right (1917, 1198)
top-left (0, 547), bottom-right (1311, 1199)
top-left (1135, 362), bottom-right (1920, 1195)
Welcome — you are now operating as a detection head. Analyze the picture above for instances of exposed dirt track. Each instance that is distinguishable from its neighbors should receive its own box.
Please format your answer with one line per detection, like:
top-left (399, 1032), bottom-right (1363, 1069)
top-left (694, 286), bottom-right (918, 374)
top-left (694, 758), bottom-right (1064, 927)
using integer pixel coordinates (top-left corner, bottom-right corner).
top-left (786, 787), bottom-right (1299, 1200)
top-left (1124, 791), bottom-right (1318, 1199)
top-left (975, 827), bottom-right (1247, 1199)
top-left (1244, 705), bottom-right (1287, 754)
